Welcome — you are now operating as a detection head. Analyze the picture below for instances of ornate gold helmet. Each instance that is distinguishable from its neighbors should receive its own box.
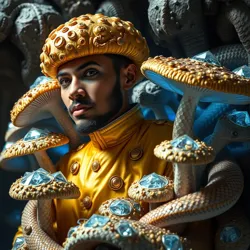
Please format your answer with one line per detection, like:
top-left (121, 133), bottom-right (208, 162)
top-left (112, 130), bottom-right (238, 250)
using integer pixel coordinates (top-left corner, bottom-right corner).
top-left (40, 13), bottom-right (149, 81)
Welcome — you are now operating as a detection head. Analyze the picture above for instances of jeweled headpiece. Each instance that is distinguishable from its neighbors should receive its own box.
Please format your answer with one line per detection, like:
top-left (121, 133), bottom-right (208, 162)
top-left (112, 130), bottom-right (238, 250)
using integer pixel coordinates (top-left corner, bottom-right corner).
top-left (40, 13), bottom-right (149, 81)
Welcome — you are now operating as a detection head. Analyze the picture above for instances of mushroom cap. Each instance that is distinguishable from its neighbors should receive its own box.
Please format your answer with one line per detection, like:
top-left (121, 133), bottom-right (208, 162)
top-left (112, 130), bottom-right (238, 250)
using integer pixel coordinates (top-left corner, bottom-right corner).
top-left (10, 80), bottom-right (61, 127)
top-left (141, 56), bottom-right (250, 104)
top-left (154, 135), bottom-right (215, 165)
top-left (2, 128), bottom-right (69, 160)
top-left (128, 173), bottom-right (174, 203)
top-left (9, 169), bottom-right (80, 200)
top-left (98, 197), bottom-right (143, 220)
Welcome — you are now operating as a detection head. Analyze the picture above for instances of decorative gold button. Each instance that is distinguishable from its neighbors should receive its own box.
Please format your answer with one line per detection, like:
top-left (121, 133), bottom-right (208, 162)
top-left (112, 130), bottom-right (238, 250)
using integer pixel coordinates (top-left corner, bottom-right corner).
top-left (70, 161), bottom-right (80, 175)
top-left (92, 160), bottom-right (100, 172)
top-left (109, 176), bottom-right (124, 191)
top-left (81, 196), bottom-right (92, 209)
top-left (129, 147), bottom-right (143, 161)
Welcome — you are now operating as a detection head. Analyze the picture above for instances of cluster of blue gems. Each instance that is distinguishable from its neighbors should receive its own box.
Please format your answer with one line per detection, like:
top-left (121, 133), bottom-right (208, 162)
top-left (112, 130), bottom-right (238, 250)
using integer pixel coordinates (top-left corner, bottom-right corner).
top-left (162, 235), bottom-right (183, 250)
top-left (171, 135), bottom-right (199, 151)
top-left (21, 168), bottom-right (67, 186)
top-left (192, 51), bottom-right (221, 66)
top-left (227, 110), bottom-right (250, 127)
top-left (109, 199), bottom-right (132, 216)
top-left (220, 226), bottom-right (241, 243)
top-left (30, 76), bottom-right (51, 89)
top-left (139, 172), bottom-right (169, 189)
top-left (23, 128), bottom-right (51, 141)
top-left (84, 214), bottom-right (110, 228)
top-left (12, 237), bottom-right (25, 250)
top-left (233, 65), bottom-right (250, 78)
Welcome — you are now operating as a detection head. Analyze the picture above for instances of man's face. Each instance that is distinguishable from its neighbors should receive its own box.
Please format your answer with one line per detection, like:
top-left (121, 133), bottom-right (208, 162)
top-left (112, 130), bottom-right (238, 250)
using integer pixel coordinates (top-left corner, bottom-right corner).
top-left (57, 55), bottom-right (124, 134)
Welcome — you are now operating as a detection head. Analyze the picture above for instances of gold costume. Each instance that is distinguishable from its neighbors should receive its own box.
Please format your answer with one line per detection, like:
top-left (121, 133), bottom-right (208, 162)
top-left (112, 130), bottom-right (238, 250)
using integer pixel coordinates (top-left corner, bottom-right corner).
top-left (14, 105), bottom-right (173, 244)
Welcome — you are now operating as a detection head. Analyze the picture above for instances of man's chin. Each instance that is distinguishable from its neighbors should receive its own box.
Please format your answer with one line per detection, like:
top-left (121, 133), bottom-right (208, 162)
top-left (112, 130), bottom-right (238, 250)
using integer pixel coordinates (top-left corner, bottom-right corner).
top-left (75, 119), bottom-right (101, 135)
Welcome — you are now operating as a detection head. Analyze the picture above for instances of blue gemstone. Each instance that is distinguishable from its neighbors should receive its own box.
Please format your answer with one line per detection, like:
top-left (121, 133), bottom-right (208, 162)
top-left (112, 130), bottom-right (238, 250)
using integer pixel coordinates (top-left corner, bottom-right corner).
top-left (139, 173), bottom-right (169, 189)
top-left (133, 202), bottom-right (141, 212)
top-left (171, 135), bottom-right (199, 151)
top-left (116, 221), bottom-right (136, 237)
top-left (67, 225), bottom-right (79, 238)
top-left (220, 226), bottom-right (241, 243)
top-left (84, 214), bottom-right (109, 228)
top-left (8, 122), bottom-right (15, 129)
top-left (52, 171), bottom-right (67, 183)
top-left (23, 128), bottom-right (50, 141)
top-left (162, 235), bottom-right (183, 250)
top-left (233, 65), bottom-right (250, 78)
top-left (192, 51), bottom-right (221, 66)
top-left (13, 237), bottom-right (25, 250)
top-left (30, 76), bottom-right (51, 89)
top-left (227, 110), bottom-right (250, 127)
top-left (109, 199), bottom-right (132, 216)
top-left (21, 170), bottom-right (53, 186)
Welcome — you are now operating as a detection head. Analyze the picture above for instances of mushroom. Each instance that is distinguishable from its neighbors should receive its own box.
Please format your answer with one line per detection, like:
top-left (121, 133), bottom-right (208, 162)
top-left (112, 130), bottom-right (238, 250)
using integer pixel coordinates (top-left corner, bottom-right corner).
top-left (141, 54), bottom-right (250, 140)
top-left (10, 79), bottom-right (81, 149)
top-left (63, 214), bottom-right (189, 250)
top-left (1, 128), bottom-right (69, 173)
top-left (98, 197), bottom-right (143, 220)
top-left (154, 135), bottom-right (215, 197)
top-left (128, 172), bottom-right (174, 211)
top-left (9, 168), bottom-right (80, 246)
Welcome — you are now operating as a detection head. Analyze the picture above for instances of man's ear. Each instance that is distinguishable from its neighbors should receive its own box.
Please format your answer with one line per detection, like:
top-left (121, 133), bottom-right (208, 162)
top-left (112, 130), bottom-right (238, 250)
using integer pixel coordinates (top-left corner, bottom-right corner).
top-left (122, 64), bottom-right (137, 90)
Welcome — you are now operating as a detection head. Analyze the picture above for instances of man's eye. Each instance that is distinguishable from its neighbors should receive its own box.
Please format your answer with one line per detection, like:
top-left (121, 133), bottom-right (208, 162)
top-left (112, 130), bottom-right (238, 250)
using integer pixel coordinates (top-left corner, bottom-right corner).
top-left (84, 69), bottom-right (98, 77)
top-left (59, 78), bottom-right (71, 87)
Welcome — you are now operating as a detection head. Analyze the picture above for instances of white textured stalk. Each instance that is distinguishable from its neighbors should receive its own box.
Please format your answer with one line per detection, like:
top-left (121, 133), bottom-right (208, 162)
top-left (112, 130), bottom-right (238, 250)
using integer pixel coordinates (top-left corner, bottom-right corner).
top-left (34, 151), bottom-right (54, 173)
top-left (50, 102), bottom-right (80, 150)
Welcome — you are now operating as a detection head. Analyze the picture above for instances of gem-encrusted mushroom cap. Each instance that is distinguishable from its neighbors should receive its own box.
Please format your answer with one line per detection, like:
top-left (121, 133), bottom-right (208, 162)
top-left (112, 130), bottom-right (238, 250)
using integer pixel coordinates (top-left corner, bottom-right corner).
top-left (154, 135), bottom-right (215, 165)
top-left (128, 173), bottom-right (174, 203)
top-left (63, 215), bottom-right (189, 250)
top-left (2, 129), bottom-right (69, 160)
top-left (10, 80), bottom-right (60, 126)
top-left (9, 169), bottom-right (80, 200)
top-left (98, 197), bottom-right (143, 220)
top-left (40, 13), bottom-right (149, 82)
top-left (141, 56), bottom-right (250, 97)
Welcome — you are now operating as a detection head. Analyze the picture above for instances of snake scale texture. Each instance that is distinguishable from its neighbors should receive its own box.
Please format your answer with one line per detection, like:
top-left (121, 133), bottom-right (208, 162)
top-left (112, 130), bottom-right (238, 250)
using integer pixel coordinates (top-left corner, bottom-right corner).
top-left (22, 200), bottom-right (63, 250)
top-left (139, 160), bottom-right (244, 227)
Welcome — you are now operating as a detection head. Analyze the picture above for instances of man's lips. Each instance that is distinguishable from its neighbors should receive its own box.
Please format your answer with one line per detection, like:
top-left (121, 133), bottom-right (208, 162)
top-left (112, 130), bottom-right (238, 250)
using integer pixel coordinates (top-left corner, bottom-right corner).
top-left (71, 104), bottom-right (92, 116)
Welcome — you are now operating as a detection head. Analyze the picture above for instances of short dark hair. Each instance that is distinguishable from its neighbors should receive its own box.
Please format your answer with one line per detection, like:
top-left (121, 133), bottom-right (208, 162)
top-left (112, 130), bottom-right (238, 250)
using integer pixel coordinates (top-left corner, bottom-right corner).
top-left (105, 54), bottom-right (134, 76)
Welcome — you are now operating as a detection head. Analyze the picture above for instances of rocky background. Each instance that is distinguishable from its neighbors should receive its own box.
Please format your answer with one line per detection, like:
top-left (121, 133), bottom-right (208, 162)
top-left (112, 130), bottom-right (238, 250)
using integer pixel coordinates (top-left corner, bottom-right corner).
top-left (1, 0), bottom-right (250, 248)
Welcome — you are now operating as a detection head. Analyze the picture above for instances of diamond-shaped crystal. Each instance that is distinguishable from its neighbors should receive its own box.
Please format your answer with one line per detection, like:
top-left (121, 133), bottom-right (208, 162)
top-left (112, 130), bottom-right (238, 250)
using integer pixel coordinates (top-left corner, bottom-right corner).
top-left (220, 226), bottom-right (241, 243)
top-left (30, 76), bottom-right (51, 89)
top-left (13, 236), bottom-right (25, 250)
top-left (21, 171), bottom-right (53, 186)
top-left (23, 128), bottom-right (50, 141)
top-left (139, 173), bottom-right (169, 189)
top-left (117, 221), bottom-right (136, 237)
top-left (67, 225), bottom-right (79, 238)
top-left (162, 235), bottom-right (183, 250)
top-left (192, 51), bottom-right (221, 66)
top-left (84, 214), bottom-right (109, 228)
top-left (52, 171), bottom-right (67, 183)
top-left (36, 168), bottom-right (50, 174)
top-left (8, 122), bottom-right (15, 129)
top-left (133, 202), bottom-right (141, 212)
top-left (227, 110), bottom-right (250, 127)
top-left (171, 135), bottom-right (199, 151)
top-left (109, 199), bottom-right (132, 216)
top-left (233, 65), bottom-right (250, 78)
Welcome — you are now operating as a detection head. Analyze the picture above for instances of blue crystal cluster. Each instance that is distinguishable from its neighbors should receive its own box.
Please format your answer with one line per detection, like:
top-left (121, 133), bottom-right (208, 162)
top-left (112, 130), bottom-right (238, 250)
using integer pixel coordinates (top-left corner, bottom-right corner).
top-left (192, 51), bottom-right (221, 66)
top-left (139, 172), bottom-right (169, 189)
top-left (116, 221), bottom-right (136, 237)
top-left (21, 168), bottom-right (67, 186)
top-left (84, 214), bottom-right (110, 228)
top-left (12, 237), bottom-right (25, 250)
top-left (162, 234), bottom-right (183, 250)
top-left (23, 128), bottom-right (50, 141)
top-left (220, 226), bottom-right (241, 243)
top-left (30, 76), bottom-right (51, 89)
top-left (171, 135), bottom-right (199, 151)
top-left (233, 65), bottom-right (250, 78)
top-left (227, 110), bottom-right (250, 127)
top-left (109, 199), bottom-right (132, 216)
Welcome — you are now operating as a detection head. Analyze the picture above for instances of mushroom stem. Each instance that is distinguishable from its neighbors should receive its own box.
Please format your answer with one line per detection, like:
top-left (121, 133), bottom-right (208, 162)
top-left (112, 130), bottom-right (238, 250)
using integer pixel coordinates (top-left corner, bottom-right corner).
top-left (28, 155), bottom-right (39, 171)
top-left (37, 200), bottom-right (57, 241)
top-left (34, 151), bottom-right (54, 173)
top-left (173, 91), bottom-right (200, 139)
top-left (50, 103), bottom-right (80, 150)
top-left (173, 163), bottom-right (195, 198)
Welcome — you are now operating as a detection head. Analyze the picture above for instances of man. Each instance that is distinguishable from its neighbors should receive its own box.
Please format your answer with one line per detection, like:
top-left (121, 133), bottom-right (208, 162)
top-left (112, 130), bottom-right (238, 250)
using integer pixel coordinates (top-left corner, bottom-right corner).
top-left (13, 13), bottom-right (174, 245)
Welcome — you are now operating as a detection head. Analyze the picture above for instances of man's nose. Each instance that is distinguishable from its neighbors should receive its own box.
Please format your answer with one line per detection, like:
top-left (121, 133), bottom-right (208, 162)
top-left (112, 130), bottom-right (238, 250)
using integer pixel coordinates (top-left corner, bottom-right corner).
top-left (69, 78), bottom-right (86, 100)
